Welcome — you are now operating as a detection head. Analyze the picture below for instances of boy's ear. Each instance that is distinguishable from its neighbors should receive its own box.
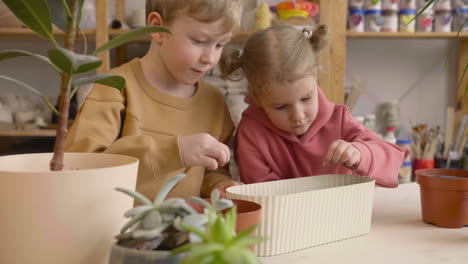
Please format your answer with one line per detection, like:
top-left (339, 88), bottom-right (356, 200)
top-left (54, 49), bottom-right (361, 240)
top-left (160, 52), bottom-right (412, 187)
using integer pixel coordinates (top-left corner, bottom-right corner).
top-left (147, 11), bottom-right (165, 42)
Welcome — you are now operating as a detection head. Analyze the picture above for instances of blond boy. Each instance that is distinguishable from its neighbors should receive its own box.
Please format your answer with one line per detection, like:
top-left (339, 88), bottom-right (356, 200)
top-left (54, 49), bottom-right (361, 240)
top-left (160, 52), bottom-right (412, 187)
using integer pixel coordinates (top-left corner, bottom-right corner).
top-left (65, 0), bottom-right (242, 199)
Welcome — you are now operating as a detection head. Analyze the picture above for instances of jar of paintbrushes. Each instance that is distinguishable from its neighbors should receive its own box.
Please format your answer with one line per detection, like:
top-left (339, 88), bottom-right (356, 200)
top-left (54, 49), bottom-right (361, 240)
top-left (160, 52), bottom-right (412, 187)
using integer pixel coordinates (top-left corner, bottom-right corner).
top-left (411, 124), bottom-right (440, 181)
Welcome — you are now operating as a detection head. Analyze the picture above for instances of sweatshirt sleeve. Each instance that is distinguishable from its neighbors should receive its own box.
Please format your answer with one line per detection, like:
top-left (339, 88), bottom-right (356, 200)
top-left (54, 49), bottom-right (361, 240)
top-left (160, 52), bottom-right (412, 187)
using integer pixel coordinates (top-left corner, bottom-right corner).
top-left (200, 102), bottom-right (236, 197)
top-left (235, 120), bottom-right (283, 184)
top-left (340, 107), bottom-right (406, 188)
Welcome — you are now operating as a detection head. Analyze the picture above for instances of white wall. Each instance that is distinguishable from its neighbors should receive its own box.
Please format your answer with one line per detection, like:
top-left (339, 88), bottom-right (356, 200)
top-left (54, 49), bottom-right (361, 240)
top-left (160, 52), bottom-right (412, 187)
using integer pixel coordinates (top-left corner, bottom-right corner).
top-left (346, 39), bottom-right (458, 137)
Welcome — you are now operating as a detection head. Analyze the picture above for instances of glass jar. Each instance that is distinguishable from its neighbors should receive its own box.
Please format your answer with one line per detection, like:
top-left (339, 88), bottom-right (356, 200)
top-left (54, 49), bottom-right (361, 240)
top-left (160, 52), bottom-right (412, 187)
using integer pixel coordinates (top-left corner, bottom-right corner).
top-left (365, 9), bottom-right (384, 32)
top-left (349, 9), bottom-right (365, 32)
top-left (383, 0), bottom-right (399, 10)
top-left (434, 9), bottom-right (453, 32)
top-left (453, 8), bottom-right (468, 32)
top-left (434, 0), bottom-right (452, 11)
top-left (416, 9), bottom-right (434, 32)
top-left (349, 0), bottom-right (365, 9)
top-left (382, 9), bottom-right (399, 32)
top-left (399, 9), bottom-right (416, 32)
top-left (365, 0), bottom-right (382, 10)
top-left (417, 0), bottom-right (434, 10)
top-left (400, 0), bottom-right (417, 9)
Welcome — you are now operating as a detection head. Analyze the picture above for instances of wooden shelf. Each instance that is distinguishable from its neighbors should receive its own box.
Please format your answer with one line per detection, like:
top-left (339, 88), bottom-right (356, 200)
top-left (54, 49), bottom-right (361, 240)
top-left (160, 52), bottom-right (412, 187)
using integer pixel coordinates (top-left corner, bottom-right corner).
top-left (0, 28), bottom-right (96, 41)
top-left (347, 32), bottom-right (468, 39)
top-left (0, 129), bottom-right (56, 137)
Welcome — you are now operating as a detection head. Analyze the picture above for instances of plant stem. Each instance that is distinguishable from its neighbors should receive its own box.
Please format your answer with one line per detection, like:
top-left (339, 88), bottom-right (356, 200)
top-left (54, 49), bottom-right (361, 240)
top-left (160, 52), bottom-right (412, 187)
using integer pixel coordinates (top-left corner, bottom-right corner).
top-left (50, 0), bottom-right (79, 171)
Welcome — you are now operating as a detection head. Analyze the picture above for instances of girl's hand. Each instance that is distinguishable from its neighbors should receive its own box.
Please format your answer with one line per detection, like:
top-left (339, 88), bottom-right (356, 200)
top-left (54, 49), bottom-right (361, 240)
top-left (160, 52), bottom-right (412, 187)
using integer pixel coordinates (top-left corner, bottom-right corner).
top-left (323, 140), bottom-right (361, 168)
top-left (178, 133), bottom-right (230, 170)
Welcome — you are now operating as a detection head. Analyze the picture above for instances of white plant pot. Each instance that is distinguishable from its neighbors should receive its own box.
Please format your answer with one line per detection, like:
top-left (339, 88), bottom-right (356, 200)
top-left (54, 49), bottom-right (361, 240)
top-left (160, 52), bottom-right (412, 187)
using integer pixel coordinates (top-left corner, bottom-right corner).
top-left (0, 152), bottom-right (139, 264)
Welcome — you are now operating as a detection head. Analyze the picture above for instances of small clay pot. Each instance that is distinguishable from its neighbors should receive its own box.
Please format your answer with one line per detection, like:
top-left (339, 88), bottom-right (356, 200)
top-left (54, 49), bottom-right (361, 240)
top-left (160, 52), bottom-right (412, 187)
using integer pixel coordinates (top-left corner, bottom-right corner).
top-left (416, 168), bottom-right (468, 228)
top-left (188, 199), bottom-right (262, 233)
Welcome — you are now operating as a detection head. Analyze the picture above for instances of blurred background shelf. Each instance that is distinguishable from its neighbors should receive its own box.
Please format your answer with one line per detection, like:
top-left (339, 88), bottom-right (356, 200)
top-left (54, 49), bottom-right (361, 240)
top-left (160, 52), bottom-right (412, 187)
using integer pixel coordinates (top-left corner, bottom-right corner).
top-left (347, 32), bottom-right (468, 39)
top-left (0, 129), bottom-right (56, 137)
top-left (0, 28), bottom-right (96, 41)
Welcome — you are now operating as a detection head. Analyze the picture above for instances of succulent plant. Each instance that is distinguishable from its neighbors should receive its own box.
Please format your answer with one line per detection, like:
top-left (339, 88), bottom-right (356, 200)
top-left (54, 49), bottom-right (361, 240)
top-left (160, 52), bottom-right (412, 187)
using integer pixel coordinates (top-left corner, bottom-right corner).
top-left (172, 189), bottom-right (262, 264)
top-left (115, 173), bottom-right (197, 250)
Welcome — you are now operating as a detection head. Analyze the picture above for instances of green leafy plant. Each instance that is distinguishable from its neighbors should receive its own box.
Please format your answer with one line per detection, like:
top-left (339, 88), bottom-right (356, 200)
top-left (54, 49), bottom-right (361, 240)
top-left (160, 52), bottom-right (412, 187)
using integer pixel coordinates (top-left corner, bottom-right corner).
top-left (116, 174), bottom-right (262, 263)
top-left (172, 189), bottom-right (262, 264)
top-left (0, 0), bottom-right (169, 170)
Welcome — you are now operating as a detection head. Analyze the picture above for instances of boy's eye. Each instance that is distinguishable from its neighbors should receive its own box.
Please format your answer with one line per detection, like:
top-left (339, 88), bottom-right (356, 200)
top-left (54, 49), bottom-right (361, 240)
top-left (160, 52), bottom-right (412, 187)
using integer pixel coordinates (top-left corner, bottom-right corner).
top-left (192, 39), bottom-right (207, 45)
top-left (274, 105), bottom-right (287, 110)
top-left (301, 97), bottom-right (311, 102)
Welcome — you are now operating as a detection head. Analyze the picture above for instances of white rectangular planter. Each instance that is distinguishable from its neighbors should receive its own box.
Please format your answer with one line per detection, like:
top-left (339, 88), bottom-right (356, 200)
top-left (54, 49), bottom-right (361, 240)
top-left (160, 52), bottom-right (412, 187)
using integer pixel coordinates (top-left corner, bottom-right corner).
top-left (226, 174), bottom-right (375, 256)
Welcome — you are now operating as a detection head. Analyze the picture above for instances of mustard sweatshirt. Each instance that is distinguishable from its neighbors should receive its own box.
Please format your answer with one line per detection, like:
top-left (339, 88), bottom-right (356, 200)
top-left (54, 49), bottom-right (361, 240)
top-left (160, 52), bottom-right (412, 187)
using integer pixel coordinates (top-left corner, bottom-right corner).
top-left (65, 58), bottom-right (235, 199)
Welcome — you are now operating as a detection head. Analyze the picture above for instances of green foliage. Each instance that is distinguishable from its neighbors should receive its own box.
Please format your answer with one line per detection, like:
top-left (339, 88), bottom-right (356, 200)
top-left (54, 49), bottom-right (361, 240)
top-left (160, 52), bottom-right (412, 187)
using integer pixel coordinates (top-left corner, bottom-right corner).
top-left (173, 189), bottom-right (262, 264)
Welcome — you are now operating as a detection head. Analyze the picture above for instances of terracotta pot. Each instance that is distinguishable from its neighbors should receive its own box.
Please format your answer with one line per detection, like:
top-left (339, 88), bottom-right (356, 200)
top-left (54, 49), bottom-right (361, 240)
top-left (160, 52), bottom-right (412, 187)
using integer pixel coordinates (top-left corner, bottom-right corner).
top-left (0, 153), bottom-right (139, 264)
top-left (188, 198), bottom-right (262, 233)
top-left (108, 244), bottom-right (184, 264)
top-left (416, 168), bottom-right (468, 228)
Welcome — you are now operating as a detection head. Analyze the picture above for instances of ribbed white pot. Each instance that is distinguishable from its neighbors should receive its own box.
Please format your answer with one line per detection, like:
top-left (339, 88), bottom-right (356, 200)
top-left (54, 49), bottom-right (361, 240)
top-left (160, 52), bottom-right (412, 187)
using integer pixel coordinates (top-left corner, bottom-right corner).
top-left (0, 152), bottom-right (139, 264)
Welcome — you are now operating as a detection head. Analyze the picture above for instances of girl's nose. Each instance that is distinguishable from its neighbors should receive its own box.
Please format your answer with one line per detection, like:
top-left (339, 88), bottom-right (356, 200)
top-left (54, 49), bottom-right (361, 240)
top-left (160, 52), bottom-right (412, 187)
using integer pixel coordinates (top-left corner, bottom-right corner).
top-left (290, 106), bottom-right (305, 122)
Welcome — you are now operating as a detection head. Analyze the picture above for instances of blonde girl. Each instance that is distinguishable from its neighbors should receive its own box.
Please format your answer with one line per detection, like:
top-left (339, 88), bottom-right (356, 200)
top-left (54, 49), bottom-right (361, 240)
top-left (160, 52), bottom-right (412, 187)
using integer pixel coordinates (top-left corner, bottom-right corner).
top-left (220, 25), bottom-right (406, 187)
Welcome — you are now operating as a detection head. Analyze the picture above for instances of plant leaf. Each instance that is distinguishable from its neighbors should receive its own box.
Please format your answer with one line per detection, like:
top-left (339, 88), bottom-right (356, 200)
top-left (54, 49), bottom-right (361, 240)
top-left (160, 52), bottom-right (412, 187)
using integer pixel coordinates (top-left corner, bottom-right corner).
top-left (225, 206), bottom-right (236, 233)
top-left (93, 26), bottom-right (172, 55)
top-left (177, 222), bottom-right (209, 241)
top-left (154, 173), bottom-right (186, 204)
top-left (171, 243), bottom-right (198, 255)
top-left (3, 0), bottom-right (55, 43)
top-left (210, 189), bottom-right (220, 205)
top-left (189, 197), bottom-right (211, 209)
top-left (120, 210), bottom-right (148, 234)
top-left (215, 199), bottom-right (234, 212)
top-left (211, 217), bottom-right (232, 243)
top-left (141, 211), bottom-right (162, 230)
top-left (49, 47), bottom-right (102, 74)
top-left (132, 222), bottom-right (170, 240)
top-left (115, 187), bottom-right (152, 205)
top-left (71, 74), bottom-right (125, 97)
top-left (238, 248), bottom-right (261, 264)
top-left (182, 213), bottom-right (209, 228)
top-left (0, 49), bottom-right (62, 73)
top-left (124, 205), bottom-right (153, 218)
top-left (48, 48), bottom-right (73, 74)
top-left (180, 243), bottom-right (224, 264)
top-left (45, 0), bottom-right (68, 32)
top-left (0, 75), bottom-right (58, 115)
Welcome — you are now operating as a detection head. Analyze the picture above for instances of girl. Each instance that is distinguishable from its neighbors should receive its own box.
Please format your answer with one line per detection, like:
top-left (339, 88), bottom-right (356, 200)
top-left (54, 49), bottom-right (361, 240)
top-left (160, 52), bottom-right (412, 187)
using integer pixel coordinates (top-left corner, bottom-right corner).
top-left (220, 25), bottom-right (406, 187)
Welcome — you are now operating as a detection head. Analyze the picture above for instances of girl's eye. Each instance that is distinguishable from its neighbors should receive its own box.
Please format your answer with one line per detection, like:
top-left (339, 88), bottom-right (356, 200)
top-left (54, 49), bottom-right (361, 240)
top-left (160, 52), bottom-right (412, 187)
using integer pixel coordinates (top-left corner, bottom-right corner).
top-left (274, 105), bottom-right (287, 110)
top-left (301, 97), bottom-right (311, 102)
top-left (216, 43), bottom-right (225, 49)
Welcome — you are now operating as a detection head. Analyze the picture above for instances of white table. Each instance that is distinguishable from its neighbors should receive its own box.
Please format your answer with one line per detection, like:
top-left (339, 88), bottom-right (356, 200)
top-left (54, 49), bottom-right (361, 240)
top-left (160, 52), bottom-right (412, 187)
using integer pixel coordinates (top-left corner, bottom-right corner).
top-left (261, 183), bottom-right (468, 264)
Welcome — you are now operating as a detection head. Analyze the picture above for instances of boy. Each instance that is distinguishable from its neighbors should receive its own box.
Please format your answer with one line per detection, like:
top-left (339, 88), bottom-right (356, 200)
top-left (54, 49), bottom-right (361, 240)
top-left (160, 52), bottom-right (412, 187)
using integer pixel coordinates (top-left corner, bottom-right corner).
top-left (65, 0), bottom-right (242, 199)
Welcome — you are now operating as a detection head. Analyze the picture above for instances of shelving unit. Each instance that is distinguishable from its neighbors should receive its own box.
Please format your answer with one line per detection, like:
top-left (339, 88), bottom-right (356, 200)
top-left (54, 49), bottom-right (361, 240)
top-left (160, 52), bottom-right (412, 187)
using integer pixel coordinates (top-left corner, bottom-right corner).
top-left (1, 0), bottom-right (467, 136)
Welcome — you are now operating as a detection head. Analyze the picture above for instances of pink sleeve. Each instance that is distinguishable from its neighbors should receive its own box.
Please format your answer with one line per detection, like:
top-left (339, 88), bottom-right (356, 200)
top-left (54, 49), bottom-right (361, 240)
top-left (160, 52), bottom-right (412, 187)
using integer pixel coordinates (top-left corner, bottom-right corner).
top-left (341, 108), bottom-right (406, 188)
top-left (234, 121), bottom-right (283, 184)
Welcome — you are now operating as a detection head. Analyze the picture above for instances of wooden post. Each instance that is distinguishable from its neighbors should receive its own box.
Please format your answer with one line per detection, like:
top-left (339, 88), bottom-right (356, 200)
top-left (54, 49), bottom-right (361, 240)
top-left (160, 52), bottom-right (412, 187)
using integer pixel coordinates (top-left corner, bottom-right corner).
top-left (115, 0), bottom-right (127, 66)
top-left (95, 0), bottom-right (109, 73)
top-left (318, 0), bottom-right (347, 104)
top-left (457, 40), bottom-right (468, 114)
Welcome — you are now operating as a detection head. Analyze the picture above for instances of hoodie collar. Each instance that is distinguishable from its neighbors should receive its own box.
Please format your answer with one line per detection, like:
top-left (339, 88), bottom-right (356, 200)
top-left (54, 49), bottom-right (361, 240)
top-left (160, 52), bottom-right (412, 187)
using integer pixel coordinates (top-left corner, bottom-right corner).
top-left (242, 88), bottom-right (335, 144)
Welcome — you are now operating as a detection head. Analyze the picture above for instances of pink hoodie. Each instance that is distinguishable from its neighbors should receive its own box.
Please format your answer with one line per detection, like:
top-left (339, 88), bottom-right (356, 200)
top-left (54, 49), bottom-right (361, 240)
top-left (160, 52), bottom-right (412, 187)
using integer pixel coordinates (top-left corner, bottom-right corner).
top-left (234, 88), bottom-right (406, 187)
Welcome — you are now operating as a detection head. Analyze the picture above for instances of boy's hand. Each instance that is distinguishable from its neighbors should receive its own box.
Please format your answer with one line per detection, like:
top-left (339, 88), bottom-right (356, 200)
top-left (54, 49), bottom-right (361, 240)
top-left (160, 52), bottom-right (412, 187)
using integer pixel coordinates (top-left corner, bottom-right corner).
top-left (217, 180), bottom-right (243, 198)
top-left (179, 133), bottom-right (230, 170)
top-left (323, 140), bottom-right (361, 168)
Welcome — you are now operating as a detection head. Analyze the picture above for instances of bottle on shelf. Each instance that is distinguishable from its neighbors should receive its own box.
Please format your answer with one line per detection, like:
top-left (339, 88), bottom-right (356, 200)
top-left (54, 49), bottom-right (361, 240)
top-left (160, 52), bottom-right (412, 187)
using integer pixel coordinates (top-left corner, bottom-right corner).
top-left (382, 126), bottom-right (397, 144)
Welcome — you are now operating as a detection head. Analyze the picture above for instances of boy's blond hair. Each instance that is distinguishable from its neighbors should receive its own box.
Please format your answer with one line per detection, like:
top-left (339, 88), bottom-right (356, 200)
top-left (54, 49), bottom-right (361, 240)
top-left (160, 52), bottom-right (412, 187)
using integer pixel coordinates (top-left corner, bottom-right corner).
top-left (146, 0), bottom-right (242, 33)
top-left (220, 25), bottom-right (328, 100)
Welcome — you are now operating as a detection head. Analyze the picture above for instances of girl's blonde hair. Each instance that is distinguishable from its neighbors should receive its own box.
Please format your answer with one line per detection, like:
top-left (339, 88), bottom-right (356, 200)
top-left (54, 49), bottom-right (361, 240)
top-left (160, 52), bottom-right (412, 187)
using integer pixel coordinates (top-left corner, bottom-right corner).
top-left (220, 25), bottom-right (328, 100)
top-left (146, 0), bottom-right (242, 33)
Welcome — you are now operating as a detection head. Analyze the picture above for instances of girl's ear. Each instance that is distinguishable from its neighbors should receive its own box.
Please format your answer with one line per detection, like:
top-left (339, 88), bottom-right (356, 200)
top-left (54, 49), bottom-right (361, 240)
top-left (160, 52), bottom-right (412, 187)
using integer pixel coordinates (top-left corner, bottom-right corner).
top-left (147, 11), bottom-right (165, 42)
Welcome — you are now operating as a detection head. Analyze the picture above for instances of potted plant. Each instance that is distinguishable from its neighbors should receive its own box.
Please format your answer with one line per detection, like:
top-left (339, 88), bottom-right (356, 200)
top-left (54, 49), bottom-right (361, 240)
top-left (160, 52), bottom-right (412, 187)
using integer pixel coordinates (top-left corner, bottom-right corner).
top-left (111, 173), bottom-right (262, 264)
top-left (0, 1), bottom-right (169, 263)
